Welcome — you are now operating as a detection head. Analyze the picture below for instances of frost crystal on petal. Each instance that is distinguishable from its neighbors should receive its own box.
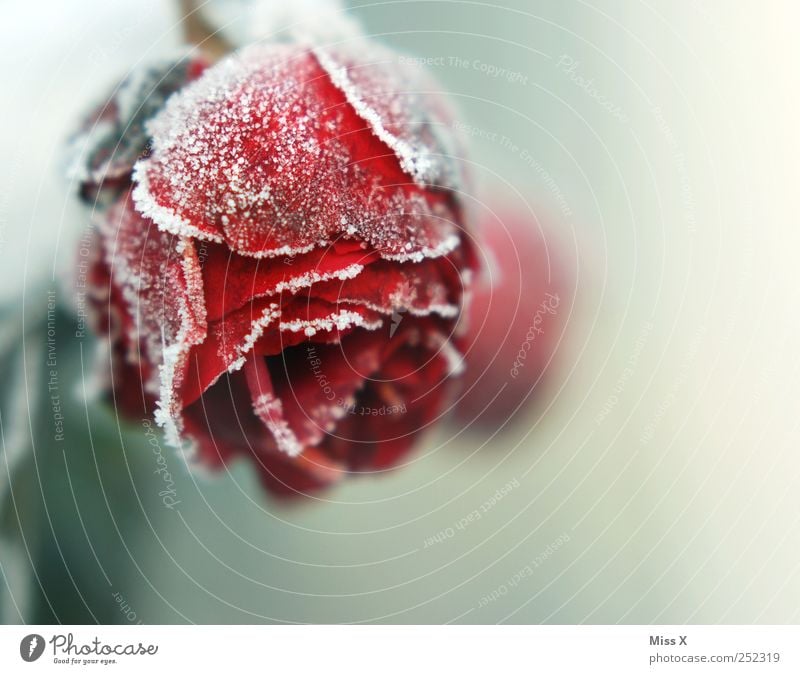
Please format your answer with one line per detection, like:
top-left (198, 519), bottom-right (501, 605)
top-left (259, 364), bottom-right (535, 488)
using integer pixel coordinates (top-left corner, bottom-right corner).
top-left (97, 194), bottom-right (207, 451)
top-left (312, 40), bottom-right (465, 191)
top-left (133, 43), bottom-right (465, 261)
top-left (70, 54), bottom-right (207, 203)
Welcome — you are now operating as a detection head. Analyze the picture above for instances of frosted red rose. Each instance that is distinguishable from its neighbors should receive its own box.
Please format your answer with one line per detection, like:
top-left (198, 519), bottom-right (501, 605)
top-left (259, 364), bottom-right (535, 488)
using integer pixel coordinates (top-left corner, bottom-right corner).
top-left (74, 42), bottom-right (475, 497)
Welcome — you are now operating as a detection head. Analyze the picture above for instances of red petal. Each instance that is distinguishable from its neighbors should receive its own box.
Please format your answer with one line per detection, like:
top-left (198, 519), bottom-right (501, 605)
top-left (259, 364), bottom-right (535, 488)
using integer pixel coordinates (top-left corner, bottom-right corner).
top-left (309, 257), bottom-right (462, 318)
top-left (454, 210), bottom-right (564, 426)
top-left (244, 352), bottom-right (303, 456)
top-left (312, 39), bottom-right (465, 191)
top-left (254, 445), bottom-right (346, 499)
top-left (261, 329), bottom-right (385, 451)
top-left (180, 297), bottom-right (383, 406)
top-left (199, 240), bottom-right (378, 321)
top-left (72, 55), bottom-right (208, 203)
top-left (133, 44), bottom-right (463, 261)
top-left (98, 192), bottom-right (208, 447)
top-left (322, 339), bottom-right (451, 471)
top-left (183, 368), bottom-right (345, 496)
top-left (86, 234), bottom-right (154, 418)
top-left (182, 370), bottom-right (256, 468)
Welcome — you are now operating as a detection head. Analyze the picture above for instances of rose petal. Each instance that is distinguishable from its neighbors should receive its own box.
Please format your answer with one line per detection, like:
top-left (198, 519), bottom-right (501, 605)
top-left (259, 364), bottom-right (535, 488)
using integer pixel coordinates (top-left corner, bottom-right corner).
top-left (86, 234), bottom-right (154, 418)
top-left (260, 329), bottom-right (385, 451)
top-left (183, 367), bottom-right (344, 496)
top-left (312, 39), bottom-right (465, 191)
top-left (71, 55), bottom-right (208, 203)
top-left (133, 44), bottom-right (463, 261)
top-left (454, 210), bottom-right (564, 426)
top-left (98, 193), bottom-right (208, 448)
top-left (182, 370), bottom-right (256, 468)
top-left (322, 339), bottom-right (451, 470)
top-left (199, 239), bottom-right (378, 321)
top-left (244, 352), bottom-right (304, 456)
top-left (309, 257), bottom-right (462, 318)
top-left (179, 297), bottom-right (383, 406)
top-left (253, 444), bottom-right (346, 499)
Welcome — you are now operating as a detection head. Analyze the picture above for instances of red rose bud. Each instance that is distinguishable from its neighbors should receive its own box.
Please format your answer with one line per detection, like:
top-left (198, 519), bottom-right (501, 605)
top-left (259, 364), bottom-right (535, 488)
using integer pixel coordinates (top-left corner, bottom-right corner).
top-left (75, 41), bottom-right (476, 497)
top-left (69, 54), bottom-right (209, 205)
top-left (454, 209), bottom-right (565, 428)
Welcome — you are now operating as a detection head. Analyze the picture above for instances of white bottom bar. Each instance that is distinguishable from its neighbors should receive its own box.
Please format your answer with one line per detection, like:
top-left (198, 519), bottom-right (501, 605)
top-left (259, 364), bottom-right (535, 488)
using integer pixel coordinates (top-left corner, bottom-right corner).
top-left (1, 625), bottom-right (797, 672)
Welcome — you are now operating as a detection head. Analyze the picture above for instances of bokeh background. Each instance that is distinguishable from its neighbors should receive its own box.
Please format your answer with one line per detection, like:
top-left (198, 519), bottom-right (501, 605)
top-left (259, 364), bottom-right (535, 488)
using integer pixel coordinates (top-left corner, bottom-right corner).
top-left (1, 0), bottom-right (798, 623)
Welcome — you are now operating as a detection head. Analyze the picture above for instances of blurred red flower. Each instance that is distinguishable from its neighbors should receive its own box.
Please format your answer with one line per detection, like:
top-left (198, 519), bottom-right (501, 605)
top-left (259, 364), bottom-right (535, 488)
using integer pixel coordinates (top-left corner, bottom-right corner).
top-left (454, 208), bottom-right (564, 428)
